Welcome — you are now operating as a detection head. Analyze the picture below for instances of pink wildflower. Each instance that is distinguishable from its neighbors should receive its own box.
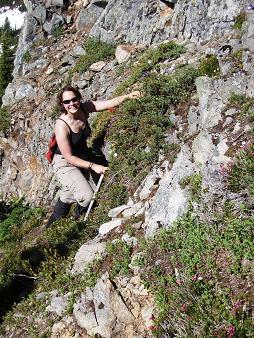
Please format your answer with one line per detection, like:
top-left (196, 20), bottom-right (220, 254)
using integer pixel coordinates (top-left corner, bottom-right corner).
top-left (148, 325), bottom-right (156, 331)
top-left (231, 300), bottom-right (243, 316)
top-left (192, 273), bottom-right (198, 282)
top-left (220, 160), bottom-right (234, 177)
top-left (227, 324), bottom-right (236, 338)
top-left (181, 304), bottom-right (188, 313)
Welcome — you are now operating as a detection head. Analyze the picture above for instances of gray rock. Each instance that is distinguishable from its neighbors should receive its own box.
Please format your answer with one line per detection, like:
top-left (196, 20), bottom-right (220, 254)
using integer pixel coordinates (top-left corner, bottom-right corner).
top-left (71, 239), bottom-right (106, 274)
top-left (195, 75), bottom-right (249, 131)
top-left (32, 5), bottom-right (47, 23)
top-left (242, 13), bottom-right (254, 52)
top-left (170, 0), bottom-right (247, 42)
top-left (145, 146), bottom-right (194, 237)
top-left (45, 0), bottom-right (64, 7)
top-left (115, 44), bottom-right (135, 64)
top-left (43, 14), bottom-right (64, 34)
top-left (122, 202), bottom-right (144, 218)
top-left (72, 45), bottom-right (86, 57)
top-left (141, 305), bottom-right (155, 330)
top-left (99, 218), bottom-right (122, 235)
top-left (188, 105), bottom-right (200, 135)
top-left (46, 294), bottom-right (70, 316)
top-left (61, 55), bottom-right (75, 67)
top-left (192, 131), bottom-right (230, 165)
top-left (121, 233), bottom-right (138, 247)
top-left (218, 58), bottom-right (234, 77)
top-left (242, 50), bottom-right (254, 72)
top-left (192, 131), bottom-right (215, 165)
top-left (108, 204), bottom-right (130, 218)
top-left (12, 14), bottom-right (38, 77)
top-left (1, 84), bottom-right (15, 106)
top-left (15, 83), bottom-right (36, 101)
top-left (90, 0), bottom-right (173, 45)
top-left (195, 77), bottom-right (224, 129)
top-left (224, 108), bottom-right (238, 116)
top-left (134, 169), bottom-right (160, 201)
top-left (76, 3), bottom-right (105, 31)
top-left (74, 79), bottom-right (89, 89)
top-left (23, 0), bottom-right (33, 14)
top-left (73, 274), bottom-right (134, 337)
top-left (23, 59), bottom-right (50, 74)
top-left (89, 61), bottom-right (106, 72)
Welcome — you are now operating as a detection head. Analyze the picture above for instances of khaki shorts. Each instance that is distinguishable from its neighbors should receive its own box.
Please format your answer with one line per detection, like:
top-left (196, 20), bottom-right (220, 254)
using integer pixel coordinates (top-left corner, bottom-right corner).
top-left (52, 154), bottom-right (94, 207)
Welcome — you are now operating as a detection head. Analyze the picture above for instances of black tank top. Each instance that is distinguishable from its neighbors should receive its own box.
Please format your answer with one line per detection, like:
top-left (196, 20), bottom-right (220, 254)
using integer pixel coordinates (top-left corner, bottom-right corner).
top-left (55, 118), bottom-right (91, 159)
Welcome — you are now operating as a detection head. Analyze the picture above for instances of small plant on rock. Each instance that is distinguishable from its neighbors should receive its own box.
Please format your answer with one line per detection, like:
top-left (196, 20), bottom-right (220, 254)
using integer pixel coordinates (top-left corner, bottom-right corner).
top-left (199, 54), bottom-right (220, 77)
top-left (233, 12), bottom-right (246, 30)
top-left (72, 38), bottom-right (116, 74)
top-left (22, 50), bottom-right (31, 63)
top-left (0, 106), bottom-right (11, 132)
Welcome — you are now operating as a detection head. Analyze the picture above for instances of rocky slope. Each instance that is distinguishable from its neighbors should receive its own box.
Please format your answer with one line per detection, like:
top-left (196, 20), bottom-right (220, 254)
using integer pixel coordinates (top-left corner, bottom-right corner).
top-left (0, 0), bottom-right (253, 337)
top-left (0, 0), bottom-right (251, 205)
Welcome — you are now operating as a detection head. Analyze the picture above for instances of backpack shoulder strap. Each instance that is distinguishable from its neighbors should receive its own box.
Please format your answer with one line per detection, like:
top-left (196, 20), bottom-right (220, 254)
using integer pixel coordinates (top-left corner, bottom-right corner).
top-left (57, 118), bottom-right (71, 133)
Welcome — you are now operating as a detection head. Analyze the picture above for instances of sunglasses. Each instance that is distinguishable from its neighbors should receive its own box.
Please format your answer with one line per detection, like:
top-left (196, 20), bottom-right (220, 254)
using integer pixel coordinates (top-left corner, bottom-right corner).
top-left (62, 96), bottom-right (79, 105)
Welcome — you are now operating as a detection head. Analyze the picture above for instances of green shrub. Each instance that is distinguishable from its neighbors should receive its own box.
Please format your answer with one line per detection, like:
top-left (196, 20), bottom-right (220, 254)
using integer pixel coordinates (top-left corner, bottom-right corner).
top-left (228, 144), bottom-right (254, 199)
top-left (199, 54), bottom-right (220, 77)
top-left (48, 104), bottom-right (61, 119)
top-left (228, 93), bottom-right (254, 120)
top-left (105, 66), bottom-right (199, 191)
top-left (52, 26), bottom-right (65, 38)
top-left (0, 199), bottom-right (44, 292)
top-left (72, 38), bottom-right (116, 74)
top-left (141, 207), bottom-right (254, 337)
top-left (22, 50), bottom-right (31, 63)
top-left (231, 49), bottom-right (243, 71)
top-left (106, 240), bottom-right (132, 278)
top-left (0, 106), bottom-right (11, 132)
top-left (0, 198), bottom-right (42, 245)
top-left (179, 173), bottom-right (202, 201)
top-left (115, 41), bottom-right (186, 95)
top-left (233, 12), bottom-right (246, 30)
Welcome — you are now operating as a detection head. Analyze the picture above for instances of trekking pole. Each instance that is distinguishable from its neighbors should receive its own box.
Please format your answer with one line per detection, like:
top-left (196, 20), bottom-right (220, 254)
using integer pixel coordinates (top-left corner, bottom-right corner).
top-left (83, 173), bottom-right (104, 223)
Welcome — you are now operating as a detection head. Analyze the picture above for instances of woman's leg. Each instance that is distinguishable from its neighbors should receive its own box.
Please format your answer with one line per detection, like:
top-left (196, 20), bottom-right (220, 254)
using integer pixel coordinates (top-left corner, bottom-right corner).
top-left (45, 198), bottom-right (71, 227)
top-left (53, 155), bottom-right (94, 207)
top-left (50, 155), bottom-right (94, 223)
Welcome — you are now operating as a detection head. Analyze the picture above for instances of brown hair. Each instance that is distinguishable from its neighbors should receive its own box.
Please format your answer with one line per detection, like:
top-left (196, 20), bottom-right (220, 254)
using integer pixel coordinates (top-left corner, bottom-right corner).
top-left (57, 86), bottom-right (82, 113)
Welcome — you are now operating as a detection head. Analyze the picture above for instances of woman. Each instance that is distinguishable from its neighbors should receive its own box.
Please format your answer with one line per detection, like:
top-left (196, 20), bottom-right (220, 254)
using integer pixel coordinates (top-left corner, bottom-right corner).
top-left (46, 85), bottom-right (140, 226)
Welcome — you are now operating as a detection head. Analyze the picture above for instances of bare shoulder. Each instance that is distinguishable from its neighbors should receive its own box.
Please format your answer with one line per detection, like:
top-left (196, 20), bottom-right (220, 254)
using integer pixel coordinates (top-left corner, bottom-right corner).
top-left (55, 115), bottom-right (70, 134)
top-left (81, 101), bottom-right (96, 116)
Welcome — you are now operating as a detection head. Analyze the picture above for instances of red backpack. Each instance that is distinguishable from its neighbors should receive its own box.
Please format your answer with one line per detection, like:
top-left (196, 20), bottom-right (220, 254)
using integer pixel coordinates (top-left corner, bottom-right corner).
top-left (45, 133), bottom-right (57, 163)
top-left (45, 118), bottom-right (71, 163)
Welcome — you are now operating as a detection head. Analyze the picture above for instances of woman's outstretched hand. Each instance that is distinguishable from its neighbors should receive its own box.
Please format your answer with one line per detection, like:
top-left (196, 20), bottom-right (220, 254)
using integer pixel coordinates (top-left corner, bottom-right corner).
top-left (126, 91), bottom-right (143, 99)
top-left (92, 164), bottom-right (108, 174)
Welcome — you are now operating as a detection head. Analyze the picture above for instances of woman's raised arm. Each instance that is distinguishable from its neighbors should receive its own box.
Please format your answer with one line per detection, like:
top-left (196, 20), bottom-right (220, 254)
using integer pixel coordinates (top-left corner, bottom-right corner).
top-left (82, 91), bottom-right (142, 113)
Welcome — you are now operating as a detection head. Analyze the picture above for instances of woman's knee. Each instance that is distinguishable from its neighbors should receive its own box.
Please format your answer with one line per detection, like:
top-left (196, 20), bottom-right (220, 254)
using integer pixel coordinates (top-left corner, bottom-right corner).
top-left (75, 189), bottom-right (93, 207)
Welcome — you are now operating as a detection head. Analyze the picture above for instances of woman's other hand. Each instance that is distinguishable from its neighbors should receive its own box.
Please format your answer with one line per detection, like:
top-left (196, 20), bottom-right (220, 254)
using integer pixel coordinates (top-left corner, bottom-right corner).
top-left (91, 164), bottom-right (108, 174)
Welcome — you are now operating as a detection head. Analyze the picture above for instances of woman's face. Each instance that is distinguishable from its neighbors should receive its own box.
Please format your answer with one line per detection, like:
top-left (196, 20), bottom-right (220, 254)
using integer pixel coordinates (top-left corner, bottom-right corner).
top-left (62, 91), bottom-right (80, 114)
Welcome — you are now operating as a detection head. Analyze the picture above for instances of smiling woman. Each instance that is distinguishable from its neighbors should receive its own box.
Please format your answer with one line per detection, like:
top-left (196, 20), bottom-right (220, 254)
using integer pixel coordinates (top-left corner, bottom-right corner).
top-left (45, 85), bottom-right (141, 227)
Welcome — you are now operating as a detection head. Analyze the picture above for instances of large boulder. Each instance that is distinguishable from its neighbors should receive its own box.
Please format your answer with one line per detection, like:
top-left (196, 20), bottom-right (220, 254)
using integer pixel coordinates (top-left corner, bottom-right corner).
top-left (171, 0), bottom-right (249, 42)
top-left (90, 0), bottom-right (173, 45)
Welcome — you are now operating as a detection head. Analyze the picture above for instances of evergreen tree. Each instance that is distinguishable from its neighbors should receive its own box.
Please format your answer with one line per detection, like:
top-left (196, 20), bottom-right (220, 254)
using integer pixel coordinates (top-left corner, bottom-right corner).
top-left (0, 17), bottom-right (15, 103)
